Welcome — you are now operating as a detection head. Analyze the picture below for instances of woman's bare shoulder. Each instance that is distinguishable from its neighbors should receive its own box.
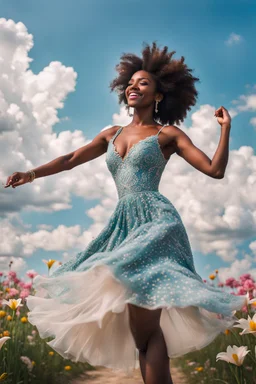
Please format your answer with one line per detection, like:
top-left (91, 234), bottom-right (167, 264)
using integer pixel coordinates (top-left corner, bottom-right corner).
top-left (99, 125), bottom-right (121, 144)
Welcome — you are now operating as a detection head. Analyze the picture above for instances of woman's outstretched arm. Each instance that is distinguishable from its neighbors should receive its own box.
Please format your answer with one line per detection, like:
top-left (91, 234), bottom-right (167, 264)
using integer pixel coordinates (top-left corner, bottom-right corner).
top-left (171, 106), bottom-right (232, 179)
top-left (4, 126), bottom-right (119, 189)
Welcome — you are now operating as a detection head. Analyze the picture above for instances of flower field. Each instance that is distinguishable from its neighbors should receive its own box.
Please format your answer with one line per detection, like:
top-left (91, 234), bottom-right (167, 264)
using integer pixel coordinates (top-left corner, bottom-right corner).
top-left (0, 261), bottom-right (94, 383)
top-left (173, 270), bottom-right (256, 384)
top-left (1, 262), bottom-right (256, 383)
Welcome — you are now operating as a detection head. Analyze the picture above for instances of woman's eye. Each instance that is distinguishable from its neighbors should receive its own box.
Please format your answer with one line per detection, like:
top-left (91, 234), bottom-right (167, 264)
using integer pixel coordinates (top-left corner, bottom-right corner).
top-left (128, 82), bottom-right (147, 86)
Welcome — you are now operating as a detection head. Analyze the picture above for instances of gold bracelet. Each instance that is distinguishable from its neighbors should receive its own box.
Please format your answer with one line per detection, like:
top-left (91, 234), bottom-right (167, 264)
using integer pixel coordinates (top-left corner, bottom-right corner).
top-left (27, 170), bottom-right (36, 183)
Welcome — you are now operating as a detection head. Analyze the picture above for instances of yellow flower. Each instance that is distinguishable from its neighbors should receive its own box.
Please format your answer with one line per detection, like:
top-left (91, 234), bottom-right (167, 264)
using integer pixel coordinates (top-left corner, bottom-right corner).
top-left (5, 288), bottom-right (10, 293)
top-left (6, 315), bottom-right (12, 321)
top-left (1, 298), bottom-right (23, 311)
top-left (0, 334), bottom-right (2, 338)
top-left (0, 311), bottom-right (6, 318)
top-left (195, 366), bottom-right (204, 372)
top-left (32, 361), bottom-right (36, 366)
top-left (0, 372), bottom-right (8, 381)
top-left (3, 331), bottom-right (10, 337)
top-left (64, 365), bottom-right (72, 371)
top-left (42, 259), bottom-right (56, 269)
top-left (20, 317), bottom-right (28, 323)
top-left (48, 351), bottom-right (54, 356)
top-left (215, 269), bottom-right (219, 274)
top-left (209, 274), bottom-right (216, 280)
top-left (224, 329), bottom-right (230, 335)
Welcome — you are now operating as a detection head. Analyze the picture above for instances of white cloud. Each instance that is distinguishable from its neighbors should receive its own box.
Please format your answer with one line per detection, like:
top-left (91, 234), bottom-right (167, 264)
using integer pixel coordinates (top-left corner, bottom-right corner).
top-left (225, 33), bottom-right (243, 46)
top-left (0, 256), bottom-right (28, 275)
top-left (0, 18), bottom-right (255, 272)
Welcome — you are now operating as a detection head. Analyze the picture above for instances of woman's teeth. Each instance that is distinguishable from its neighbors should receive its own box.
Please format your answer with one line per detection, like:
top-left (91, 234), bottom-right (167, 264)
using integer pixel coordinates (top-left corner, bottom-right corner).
top-left (129, 93), bottom-right (141, 99)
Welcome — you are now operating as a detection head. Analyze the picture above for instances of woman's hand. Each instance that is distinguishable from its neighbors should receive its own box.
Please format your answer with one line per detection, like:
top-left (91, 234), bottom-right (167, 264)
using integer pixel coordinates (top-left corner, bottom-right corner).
top-left (214, 106), bottom-right (231, 127)
top-left (3, 172), bottom-right (31, 189)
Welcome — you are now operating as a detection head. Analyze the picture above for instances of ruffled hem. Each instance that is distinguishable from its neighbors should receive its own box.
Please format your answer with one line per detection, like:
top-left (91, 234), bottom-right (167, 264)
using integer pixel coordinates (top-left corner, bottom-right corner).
top-left (26, 263), bottom-right (247, 376)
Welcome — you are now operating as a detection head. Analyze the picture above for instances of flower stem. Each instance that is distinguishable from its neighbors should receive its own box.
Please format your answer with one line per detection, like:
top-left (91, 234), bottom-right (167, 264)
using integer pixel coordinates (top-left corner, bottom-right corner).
top-left (228, 363), bottom-right (241, 384)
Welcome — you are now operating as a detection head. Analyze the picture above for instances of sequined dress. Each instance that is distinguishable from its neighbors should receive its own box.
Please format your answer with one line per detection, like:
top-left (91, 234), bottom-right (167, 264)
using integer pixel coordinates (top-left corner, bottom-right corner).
top-left (26, 125), bottom-right (247, 375)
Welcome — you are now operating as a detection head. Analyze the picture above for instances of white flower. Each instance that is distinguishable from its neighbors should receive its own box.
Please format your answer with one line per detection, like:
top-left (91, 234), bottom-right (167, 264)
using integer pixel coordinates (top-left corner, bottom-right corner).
top-left (245, 291), bottom-right (256, 306)
top-left (233, 313), bottom-right (256, 336)
top-left (0, 336), bottom-right (11, 350)
top-left (216, 345), bottom-right (250, 366)
top-left (1, 298), bottom-right (23, 310)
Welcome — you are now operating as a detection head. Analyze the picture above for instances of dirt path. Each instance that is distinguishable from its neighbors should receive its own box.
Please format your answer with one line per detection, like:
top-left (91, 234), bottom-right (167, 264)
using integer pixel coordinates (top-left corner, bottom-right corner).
top-left (72, 363), bottom-right (187, 384)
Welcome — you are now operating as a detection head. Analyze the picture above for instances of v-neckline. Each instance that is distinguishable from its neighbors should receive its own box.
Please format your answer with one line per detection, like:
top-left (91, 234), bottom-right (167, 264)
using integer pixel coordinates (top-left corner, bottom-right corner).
top-left (111, 126), bottom-right (168, 163)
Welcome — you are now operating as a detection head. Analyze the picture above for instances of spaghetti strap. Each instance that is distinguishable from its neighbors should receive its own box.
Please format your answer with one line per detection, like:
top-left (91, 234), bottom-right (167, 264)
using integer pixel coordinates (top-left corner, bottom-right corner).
top-left (111, 126), bottom-right (123, 141)
top-left (157, 125), bottom-right (165, 135)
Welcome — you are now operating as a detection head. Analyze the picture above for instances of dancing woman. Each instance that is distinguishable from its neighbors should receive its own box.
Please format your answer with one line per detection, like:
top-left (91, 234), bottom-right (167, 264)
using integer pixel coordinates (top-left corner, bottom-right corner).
top-left (4, 42), bottom-right (247, 384)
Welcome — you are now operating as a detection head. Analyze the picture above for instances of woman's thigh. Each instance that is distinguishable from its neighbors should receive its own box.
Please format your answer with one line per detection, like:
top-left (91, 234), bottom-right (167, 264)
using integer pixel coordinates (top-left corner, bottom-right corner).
top-left (127, 303), bottom-right (162, 351)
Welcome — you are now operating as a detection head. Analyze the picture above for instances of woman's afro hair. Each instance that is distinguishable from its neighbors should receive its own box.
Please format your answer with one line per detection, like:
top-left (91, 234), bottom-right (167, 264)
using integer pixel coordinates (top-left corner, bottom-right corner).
top-left (109, 41), bottom-right (200, 126)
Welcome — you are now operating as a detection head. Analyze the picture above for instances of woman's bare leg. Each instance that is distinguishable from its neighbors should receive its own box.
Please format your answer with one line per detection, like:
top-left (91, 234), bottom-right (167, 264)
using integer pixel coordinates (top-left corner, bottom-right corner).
top-left (127, 303), bottom-right (173, 384)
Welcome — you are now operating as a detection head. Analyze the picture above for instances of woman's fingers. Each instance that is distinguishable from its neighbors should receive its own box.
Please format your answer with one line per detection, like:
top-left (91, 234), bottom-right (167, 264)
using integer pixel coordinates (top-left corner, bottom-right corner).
top-left (3, 172), bottom-right (22, 188)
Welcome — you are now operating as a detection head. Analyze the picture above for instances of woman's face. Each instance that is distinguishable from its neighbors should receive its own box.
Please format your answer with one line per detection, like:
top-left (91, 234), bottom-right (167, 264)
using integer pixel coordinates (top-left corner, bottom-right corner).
top-left (125, 70), bottom-right (162, 109)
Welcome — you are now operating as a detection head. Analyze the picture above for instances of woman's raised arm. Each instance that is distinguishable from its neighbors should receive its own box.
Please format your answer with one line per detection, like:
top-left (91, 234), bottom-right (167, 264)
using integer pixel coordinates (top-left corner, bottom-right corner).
top-left (171, 106), bottom-right (232, 179)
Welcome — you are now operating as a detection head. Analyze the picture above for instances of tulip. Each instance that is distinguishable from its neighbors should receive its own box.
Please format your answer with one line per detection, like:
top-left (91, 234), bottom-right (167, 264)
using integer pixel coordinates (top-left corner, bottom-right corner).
top-left (233, 313), bottom-right (256, 336)
top-left (1, 298), bottom-right (23, 311)
top-left (216, 345), bottom-right (250, 366)
top-left (42, 259), bottom-right (56, 269)
top-left (0, 337), bottom-right (11, 350)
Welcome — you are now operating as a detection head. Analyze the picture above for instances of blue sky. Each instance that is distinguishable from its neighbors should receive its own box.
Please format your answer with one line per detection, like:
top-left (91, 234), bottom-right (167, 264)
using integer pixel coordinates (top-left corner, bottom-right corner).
top-left (1, 0), bottom-right (256, 282)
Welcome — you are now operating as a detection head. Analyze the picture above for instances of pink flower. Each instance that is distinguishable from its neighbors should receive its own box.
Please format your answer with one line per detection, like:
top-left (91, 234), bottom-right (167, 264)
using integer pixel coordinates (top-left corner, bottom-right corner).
top-left (0, 272), bottom-right (3, 277)
top-left (2, 280), bottom-right (9, 286)
top-left (8, 288), bottom-right (19, 297)
top-left (243, 279), bottom-right (255, 292)
top-left (18, 281), bottom-right (25, 288)
top-left (240, 274), bottom-right (253, 284)
top-left (13, 277), bottom-right (20, 284)
top-left (20, 289), bottom-right (30, 299)
top-left (232, 280), bottom-right (240, 288)
top-left (20, 356), bottom-right (33, 372)
top-left (237, 287), bottom-right (247, 295)
top-left (218, 282), bottom-right (224, 287)
top-left (8, 271), bottom-right (17, 280)
top-left (23, 282), bottom-right (32, 290)
top-left (26, 270), bottom-right (38, 280)
top-left (225, 277), bottom-right (236, 288)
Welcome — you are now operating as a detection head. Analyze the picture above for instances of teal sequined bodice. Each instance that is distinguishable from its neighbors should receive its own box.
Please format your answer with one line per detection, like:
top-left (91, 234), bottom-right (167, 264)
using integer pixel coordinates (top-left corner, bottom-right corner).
top-left (106, 126), bottom-right (169, 199)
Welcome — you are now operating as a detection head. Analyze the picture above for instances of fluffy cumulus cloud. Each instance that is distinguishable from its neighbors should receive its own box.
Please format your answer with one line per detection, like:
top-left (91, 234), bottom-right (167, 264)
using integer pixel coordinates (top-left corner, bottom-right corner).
top-left (0, 18), bottom-right (256, 275)
top-left (231, 85), bottom-right (256, 130)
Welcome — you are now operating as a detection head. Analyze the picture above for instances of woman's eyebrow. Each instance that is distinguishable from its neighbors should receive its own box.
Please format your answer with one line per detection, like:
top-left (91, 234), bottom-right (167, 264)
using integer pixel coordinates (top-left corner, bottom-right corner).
top-left (129, 77), bottom-right (151, 82)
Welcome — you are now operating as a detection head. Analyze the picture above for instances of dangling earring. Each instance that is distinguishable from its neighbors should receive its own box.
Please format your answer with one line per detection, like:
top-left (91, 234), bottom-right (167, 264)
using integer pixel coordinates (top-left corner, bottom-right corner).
top-left (128, 106), bottom-right (133, 117)
top-left (155, 100), bottom-right (159, 113)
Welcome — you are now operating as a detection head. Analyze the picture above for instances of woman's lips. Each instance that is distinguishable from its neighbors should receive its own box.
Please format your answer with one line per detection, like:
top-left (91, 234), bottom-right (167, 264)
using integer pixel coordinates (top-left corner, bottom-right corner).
top-left (128, 94), bottom-right (142, 99)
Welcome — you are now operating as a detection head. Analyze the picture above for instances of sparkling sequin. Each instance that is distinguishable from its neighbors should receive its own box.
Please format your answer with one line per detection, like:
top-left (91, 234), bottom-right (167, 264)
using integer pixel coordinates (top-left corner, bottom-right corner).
top-left (26, 125), bottom-right (247, 373)
top-left (48, 125), bottom-right (246, 313)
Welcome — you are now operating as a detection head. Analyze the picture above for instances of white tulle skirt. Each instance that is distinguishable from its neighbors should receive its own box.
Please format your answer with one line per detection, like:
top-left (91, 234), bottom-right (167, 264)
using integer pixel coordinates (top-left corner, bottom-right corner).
top-left (26, 263), bottom-right (247, 376)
